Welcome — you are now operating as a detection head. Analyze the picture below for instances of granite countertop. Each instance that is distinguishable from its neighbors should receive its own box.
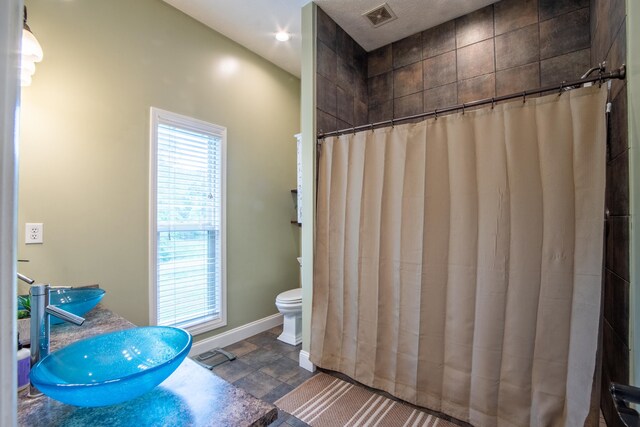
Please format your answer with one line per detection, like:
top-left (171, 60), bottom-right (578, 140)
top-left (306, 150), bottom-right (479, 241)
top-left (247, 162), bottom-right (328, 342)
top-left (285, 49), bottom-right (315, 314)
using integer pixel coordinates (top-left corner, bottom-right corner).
top-left (17, 305), bottom-right (277, 427)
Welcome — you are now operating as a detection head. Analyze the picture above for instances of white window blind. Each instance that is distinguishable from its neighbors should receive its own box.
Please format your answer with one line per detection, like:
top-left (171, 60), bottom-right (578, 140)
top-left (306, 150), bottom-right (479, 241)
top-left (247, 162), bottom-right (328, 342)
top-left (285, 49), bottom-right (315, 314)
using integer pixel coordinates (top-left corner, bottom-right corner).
top-left (150, 108), bottom-right (226, 334)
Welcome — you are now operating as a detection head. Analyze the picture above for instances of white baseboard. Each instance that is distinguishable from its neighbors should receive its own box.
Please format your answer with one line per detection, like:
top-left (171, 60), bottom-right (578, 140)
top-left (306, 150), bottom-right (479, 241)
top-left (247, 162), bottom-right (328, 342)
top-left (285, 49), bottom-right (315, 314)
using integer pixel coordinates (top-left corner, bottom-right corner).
top-left (299, 350), bottom-right (316, 372)
top-left (189, 313), bottom-right (283, 356)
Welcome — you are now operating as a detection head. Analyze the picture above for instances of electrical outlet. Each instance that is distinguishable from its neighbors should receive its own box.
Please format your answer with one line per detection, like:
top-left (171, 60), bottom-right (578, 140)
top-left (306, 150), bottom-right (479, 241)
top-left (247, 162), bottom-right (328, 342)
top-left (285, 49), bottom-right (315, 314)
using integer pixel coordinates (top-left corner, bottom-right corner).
top-left (25, 223), bottom-right (43, 244)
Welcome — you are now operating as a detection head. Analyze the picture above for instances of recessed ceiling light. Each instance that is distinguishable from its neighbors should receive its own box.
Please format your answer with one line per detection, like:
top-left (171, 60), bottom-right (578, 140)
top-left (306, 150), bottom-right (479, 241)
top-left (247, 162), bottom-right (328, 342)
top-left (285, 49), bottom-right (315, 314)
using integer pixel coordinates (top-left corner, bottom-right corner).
top-left (275, 31), bottom-right (290, 42)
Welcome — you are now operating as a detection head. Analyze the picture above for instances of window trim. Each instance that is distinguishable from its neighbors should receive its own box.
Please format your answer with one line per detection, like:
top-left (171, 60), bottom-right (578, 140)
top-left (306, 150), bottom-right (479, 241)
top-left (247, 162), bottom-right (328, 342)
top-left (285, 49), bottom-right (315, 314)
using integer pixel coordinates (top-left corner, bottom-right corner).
top-left (149, 107), bottom-right (227, 335)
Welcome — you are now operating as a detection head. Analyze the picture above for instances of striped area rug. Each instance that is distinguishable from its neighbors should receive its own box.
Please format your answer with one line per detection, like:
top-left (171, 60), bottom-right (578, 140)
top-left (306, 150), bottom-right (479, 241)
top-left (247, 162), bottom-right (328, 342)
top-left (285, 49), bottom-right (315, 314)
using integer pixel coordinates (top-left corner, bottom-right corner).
top-left (275, 373), bottom-right (458, 427)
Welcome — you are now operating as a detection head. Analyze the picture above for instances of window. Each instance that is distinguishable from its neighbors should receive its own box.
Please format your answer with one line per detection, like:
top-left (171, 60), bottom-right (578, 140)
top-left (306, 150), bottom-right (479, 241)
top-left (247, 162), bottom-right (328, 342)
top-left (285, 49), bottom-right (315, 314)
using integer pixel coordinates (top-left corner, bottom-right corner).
top-left (150, 107), bottom-right (226, 334)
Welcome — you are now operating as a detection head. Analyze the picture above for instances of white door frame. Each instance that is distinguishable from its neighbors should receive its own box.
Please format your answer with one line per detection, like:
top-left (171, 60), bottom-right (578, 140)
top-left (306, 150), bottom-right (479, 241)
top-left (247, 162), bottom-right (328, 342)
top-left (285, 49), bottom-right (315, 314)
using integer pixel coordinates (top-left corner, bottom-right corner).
top-left (0, 0), bottom-right (21, 426)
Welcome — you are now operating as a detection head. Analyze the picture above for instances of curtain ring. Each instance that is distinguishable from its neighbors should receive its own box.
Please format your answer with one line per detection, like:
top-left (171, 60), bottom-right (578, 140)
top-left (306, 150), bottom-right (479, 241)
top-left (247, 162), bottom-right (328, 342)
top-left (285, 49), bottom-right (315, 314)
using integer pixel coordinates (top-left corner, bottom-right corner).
top-left (598, 74), bottom-right (604, 88)
top-left (522, 91), bottom-right (526, 103)
top-left (462, 103), bottom-right (466, 115)
top-left (434, 109), bottom-right (438, 120)
top-left (491, 98), bottom-right (495, 109)
top-left (391, 118), bottom-right (395, 128)
top-left (352, 126), bottom-right (356, 135)
top-left (558, 83), bottom-right (564, 96)
top-left (370, 123), bottom-right (374, 132)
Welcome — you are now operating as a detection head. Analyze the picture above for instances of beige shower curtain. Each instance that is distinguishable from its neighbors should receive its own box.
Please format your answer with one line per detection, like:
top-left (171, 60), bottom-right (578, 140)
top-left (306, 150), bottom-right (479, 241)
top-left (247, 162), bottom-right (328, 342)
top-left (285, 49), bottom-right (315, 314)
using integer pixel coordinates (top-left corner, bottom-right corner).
top-left (311, 86), bottom-right (607, 427)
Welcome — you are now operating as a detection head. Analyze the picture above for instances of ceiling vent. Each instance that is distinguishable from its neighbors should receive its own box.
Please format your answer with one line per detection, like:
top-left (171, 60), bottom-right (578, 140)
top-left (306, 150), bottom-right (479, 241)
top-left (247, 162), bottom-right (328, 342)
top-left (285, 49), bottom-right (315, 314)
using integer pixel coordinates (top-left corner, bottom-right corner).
top-left (363, 3), bottom-right (397, 28)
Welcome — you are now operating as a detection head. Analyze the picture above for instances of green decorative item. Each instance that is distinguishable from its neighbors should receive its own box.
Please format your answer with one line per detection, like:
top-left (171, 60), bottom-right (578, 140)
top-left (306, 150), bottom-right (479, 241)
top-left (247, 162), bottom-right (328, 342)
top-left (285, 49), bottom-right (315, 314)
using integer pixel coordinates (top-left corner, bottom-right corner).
top-left (17, 295), bottom-right (30, 319)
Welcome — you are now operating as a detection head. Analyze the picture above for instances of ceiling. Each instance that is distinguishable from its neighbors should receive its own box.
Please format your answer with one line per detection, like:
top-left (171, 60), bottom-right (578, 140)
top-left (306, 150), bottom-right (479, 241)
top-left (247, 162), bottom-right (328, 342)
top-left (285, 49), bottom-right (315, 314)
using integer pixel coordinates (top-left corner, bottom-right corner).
top-left (162, 0), bottom-right (498, 78)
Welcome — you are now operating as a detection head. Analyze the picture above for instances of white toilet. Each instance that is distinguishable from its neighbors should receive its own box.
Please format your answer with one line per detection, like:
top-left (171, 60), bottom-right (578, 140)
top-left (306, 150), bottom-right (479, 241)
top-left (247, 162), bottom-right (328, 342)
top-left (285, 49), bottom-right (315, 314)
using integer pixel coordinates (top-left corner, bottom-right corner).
top-left (275, 288), bottom-right (302, 345)
top-left (275, 257), bottom-right (303, 345)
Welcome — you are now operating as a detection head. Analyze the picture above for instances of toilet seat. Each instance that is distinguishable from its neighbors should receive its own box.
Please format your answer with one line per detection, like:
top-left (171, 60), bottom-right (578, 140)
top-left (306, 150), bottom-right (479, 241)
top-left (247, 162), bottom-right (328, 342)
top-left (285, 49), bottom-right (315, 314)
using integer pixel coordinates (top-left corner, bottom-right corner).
top-left (276, 288), bottom-right (302, 304)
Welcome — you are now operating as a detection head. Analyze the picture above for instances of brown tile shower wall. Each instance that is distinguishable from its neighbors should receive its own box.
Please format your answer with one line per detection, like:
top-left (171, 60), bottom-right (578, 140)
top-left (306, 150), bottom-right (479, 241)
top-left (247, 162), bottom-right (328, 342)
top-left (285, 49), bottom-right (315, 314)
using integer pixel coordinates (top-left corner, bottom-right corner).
top-left (315, 1), bottom-right (629, 424)
top-left (367, 0), bottom-right (593, 123)
top-left (316, 0), bottom-right (595, 133)
top-left (316, 7), bottom-right (369, 135)
top-left (592, 0), bottom-right (628, 425)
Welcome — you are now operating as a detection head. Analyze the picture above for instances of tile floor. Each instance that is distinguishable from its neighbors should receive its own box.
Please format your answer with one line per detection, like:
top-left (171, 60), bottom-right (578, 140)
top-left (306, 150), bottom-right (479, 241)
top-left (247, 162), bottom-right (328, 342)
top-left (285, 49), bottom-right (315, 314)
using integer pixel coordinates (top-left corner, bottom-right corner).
top-left (211, 326), bottom-right (465, 426)
top-left (210, 327), bottom-right (609, 427)
top-left (210, 325), bottom-right (315, 426)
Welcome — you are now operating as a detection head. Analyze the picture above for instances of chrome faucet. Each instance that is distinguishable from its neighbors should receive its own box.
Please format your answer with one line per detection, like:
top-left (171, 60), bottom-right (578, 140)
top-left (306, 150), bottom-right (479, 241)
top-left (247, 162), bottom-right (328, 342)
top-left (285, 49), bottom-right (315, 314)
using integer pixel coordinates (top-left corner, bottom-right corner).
top-left (17, 272), bottom-right (35, 284)
top-left (29, 284), bottom-right (85, 396)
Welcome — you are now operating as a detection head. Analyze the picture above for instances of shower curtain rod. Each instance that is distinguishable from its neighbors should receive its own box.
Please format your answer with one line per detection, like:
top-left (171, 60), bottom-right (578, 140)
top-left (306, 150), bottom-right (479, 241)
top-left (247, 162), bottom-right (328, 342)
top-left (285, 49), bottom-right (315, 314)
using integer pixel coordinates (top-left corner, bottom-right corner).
top-left (317, 65), bottom-right (626, 140)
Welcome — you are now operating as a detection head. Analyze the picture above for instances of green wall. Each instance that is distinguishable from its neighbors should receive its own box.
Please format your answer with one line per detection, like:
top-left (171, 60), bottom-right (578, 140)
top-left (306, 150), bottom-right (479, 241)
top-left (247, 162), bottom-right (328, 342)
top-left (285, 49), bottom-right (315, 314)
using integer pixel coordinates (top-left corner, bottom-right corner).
top-left (17, 0), bottom-right (301, 338)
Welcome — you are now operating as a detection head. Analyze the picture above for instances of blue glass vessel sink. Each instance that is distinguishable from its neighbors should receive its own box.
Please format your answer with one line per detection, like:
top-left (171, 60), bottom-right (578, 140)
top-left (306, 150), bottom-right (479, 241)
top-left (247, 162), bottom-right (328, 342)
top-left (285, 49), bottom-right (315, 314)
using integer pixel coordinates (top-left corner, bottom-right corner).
top-left (30, 326), bottom-right (192, 407)
top-left (49, 288), bottom-right (106, 324)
